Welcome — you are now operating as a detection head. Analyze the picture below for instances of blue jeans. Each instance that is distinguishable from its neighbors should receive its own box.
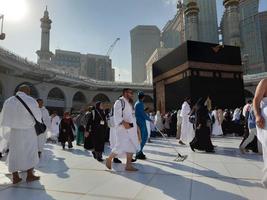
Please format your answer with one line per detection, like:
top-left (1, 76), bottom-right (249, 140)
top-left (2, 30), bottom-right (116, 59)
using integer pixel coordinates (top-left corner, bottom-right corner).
top-left (137, 123), bottom-right (148, 155)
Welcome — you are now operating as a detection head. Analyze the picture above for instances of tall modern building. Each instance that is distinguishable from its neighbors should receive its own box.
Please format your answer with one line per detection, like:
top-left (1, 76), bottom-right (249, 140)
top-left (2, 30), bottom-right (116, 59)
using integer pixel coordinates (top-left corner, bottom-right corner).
top-left (81, 53), bottom-right (114, 81)
top-left (162, 3), bottom-right (185, 48)
top-left (220, 0), bottom-right (267, 74)
top-left (183, 0), bottom-right (219, 43)
top-left (259, 11), bottom-right (267, 70)
top-left (239, 0), bottom-right (265, 73)
top-left (162, 18), bottom-right (182, 48)
top-left (162, 0), bottom-right (219, 49)
top-left (197, 0), bottom-right (219, 43)
top-left (52, 50), bottom-right (81, 68)
top-left (51, 50), bottom-right (115, 81)
top-left (221, 0), bottom-right (241, 46)
top-left (184, 0), bottom-right (200, 41)
top-left (131, 25), bottom-right (161, 83)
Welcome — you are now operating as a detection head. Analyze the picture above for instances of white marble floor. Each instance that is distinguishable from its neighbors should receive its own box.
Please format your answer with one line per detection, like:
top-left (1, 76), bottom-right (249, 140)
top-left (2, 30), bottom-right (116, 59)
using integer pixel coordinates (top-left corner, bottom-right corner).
top-left (0, 136), bottom-right (266, 200)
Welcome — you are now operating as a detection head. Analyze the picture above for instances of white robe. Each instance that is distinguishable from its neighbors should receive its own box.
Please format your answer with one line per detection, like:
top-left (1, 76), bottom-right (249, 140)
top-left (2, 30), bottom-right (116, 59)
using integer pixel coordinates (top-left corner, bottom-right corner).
top-left (180, 101), bottom-right (195, 144)
top-left (38, 106), bottom-right (51, 152)
top-left (256, 97), bottom-right (267, 187)
top-left (112, 97), bottom-right (140, 156)
top-left (146, 120), bottom-right (151, 139)
top-left (154, 111), bottom-right (164, 131)
top-left (109, 127), bottom-right (116, 150)
top-left (211, 110), bottom-right (223, 136)
top-left (0, 111), bottom-right (10, 153)
top-left (0, 91), bottom-right (41, 172)
top-left (48, 115), bottom-right (61, 139)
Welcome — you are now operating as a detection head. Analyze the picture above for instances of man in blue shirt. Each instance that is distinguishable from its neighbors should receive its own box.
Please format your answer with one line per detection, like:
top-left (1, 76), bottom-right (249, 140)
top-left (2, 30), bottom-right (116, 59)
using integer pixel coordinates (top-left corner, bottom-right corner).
top-left (135, 92), bottom-right (152, 160)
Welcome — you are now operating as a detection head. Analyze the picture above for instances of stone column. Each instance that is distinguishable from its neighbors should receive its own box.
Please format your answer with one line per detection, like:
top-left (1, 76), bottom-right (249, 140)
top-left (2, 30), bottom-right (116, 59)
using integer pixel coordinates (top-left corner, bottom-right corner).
top-left (184, 1), bottom-right (199, 41)
top-left (223, 0), bottom-right (241, 46)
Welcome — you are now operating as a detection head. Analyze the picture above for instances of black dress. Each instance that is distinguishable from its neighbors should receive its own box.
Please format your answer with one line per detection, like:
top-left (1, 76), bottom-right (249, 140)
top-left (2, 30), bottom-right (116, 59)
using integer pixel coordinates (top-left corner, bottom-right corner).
top-left (58, 118), bottom-right (75, 144)
top-left (84, 112), bottom-right (94, 150)
top-left (85, 109), bottom-right (107, 153)
top-left (190, 104), bottom-right (214, 152)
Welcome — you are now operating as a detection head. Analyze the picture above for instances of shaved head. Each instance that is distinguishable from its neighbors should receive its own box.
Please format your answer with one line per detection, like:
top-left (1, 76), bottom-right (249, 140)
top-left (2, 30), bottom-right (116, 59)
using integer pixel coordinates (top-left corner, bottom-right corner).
top-left (18, 85), bottom-right (31, 95)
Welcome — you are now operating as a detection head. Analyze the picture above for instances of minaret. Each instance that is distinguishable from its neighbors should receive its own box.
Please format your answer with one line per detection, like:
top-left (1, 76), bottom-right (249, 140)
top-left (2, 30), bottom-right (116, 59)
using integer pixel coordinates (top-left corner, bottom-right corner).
top-left (184, 0), bottom-right (199, 41)
top-left (223, 0), bottom-right (241, 46)
top-left (36, 6), bottom-right (53, 63)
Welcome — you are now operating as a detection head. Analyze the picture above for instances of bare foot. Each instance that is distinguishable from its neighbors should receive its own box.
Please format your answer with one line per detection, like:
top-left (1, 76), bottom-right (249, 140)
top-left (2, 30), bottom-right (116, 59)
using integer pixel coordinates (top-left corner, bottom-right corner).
top-left (125, 166), bottom-right (138, 172)
top-left (105, 158), bottom-right (112, 170)
top-left (12, 177), bottom-right (22, 184)
top-left (26, 175), bottom-right (40, 183)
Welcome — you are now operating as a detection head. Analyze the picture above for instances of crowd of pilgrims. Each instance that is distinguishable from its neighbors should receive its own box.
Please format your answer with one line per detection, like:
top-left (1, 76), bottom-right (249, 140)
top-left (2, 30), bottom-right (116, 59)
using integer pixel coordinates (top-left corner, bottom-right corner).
top-left (0, 97), bottom-right (259, 160)
top-left (0, 86), bottom-right (262, 185)
top-left (150, 98), bottom-right (259, 154)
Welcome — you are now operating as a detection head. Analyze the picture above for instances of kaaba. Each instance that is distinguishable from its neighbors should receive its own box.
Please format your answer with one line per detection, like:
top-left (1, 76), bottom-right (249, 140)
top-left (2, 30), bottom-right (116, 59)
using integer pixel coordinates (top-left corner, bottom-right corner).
top-left (153, 40), bottom-right (245, 113)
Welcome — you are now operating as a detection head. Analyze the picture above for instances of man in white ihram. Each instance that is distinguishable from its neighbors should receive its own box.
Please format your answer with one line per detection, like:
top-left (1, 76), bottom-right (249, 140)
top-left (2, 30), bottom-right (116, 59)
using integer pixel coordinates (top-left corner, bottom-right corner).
top-left (37, 98), bottom-right (51, 158)
top-left (179, 97), bottom-right (195, 145)
top-left (106, 88), bottom-right (140, 171)
top-left (0, 85), bottom-right (41, 184)
top-left (253, 79), bottom-right (267, 188)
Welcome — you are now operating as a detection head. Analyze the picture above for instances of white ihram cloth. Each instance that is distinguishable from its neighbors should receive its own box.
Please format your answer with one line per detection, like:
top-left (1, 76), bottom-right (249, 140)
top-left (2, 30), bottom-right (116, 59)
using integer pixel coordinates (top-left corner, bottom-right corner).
top-left (256, 97), bottom-right (267, 187)
top-left (38, 106), bottom-right (51, 152)
top-left (0, 92), bottom-right (41, 172)
top-left (146, 120), bottom-right (151, 139)
top-left (211, 110), bottom-right (223, 136)
top-left (0, 111), bottom-right (10, 153)
top-left (180, 101), bottom-right (195, 144)
top-left (109, 127), bottom-right (116, 149)
top-left (112, 97), bottom-right (140, 157)
top-left (48, 115), bottom-right (61, 139)
top-left (154, 111), bottom-right (164, 131)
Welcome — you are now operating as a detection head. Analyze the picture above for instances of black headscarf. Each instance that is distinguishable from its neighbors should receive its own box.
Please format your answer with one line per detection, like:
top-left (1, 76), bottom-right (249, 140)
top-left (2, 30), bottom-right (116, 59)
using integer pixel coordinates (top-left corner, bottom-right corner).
top-left (95, 101), bottom-right (102, 111)
top-left (195, 97), bottom-right (210, 127)
top-left (196, 98), bottom-right (206, 110)
top-left (95, 101), bottom-right (105, 117)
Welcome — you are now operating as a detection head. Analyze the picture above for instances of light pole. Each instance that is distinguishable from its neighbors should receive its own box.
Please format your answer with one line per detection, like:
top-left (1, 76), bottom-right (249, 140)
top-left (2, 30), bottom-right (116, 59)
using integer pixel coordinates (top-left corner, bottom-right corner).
top-left (0, 15), bottom-right (5, 40)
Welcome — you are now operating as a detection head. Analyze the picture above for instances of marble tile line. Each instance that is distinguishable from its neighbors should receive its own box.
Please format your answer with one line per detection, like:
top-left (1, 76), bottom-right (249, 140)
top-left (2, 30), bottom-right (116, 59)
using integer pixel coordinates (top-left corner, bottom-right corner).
top-left (10, 185), bottom-right (134, 200)
top-left (191, 174), bottom-right (262, 181)
top-left (64, 167), bottom-right (194, 176)
top-left (132, 172), bottom-right (162, 200)
top-left (13, 185), bottom-right (87, 195)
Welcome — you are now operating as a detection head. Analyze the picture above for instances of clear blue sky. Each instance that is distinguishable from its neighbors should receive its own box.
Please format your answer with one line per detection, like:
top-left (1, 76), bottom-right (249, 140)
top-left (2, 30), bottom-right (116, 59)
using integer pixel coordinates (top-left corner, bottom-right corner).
top-left (0, 0), bottom-right (266, 82)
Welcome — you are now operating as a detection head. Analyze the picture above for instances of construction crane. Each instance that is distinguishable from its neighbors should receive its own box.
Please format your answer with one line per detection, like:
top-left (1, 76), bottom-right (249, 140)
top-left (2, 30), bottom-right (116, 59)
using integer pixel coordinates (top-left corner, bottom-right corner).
top-left (106, 38), bottom-right (120, 57)
top-left (0, 15), bottom-right (5, 40)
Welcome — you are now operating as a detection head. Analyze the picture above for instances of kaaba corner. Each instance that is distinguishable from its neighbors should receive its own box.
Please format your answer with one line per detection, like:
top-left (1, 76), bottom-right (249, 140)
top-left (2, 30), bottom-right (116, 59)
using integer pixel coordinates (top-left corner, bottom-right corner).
top-left (152, 40), bottom-right (245, 114)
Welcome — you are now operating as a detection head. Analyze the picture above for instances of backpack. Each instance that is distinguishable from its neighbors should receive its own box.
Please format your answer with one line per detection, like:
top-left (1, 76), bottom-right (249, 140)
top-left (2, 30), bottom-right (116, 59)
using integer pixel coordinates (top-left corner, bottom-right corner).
top-left (107, 99), bottom-right (125, 128)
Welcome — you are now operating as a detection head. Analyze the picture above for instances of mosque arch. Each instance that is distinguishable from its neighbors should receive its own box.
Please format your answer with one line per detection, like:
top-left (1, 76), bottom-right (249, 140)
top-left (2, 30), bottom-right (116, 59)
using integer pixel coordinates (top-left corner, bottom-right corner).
top-left (46, 87), bottom-right (66, 115)
top-left (47, 87), bottom-right (65, 101)
top-left (14, 82), bottom-right (39, 98)
top-left (92, 93), bottom-right (110, 103)
top-left (73, 91), bottom-right (87, 103)
top-left (72, 91), bottom-right (87, 111)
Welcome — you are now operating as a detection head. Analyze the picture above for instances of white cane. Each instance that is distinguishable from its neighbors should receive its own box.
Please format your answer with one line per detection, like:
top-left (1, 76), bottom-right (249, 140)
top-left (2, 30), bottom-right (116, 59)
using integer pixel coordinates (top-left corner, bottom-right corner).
top-left (155, 126), bottom-right (188, 162)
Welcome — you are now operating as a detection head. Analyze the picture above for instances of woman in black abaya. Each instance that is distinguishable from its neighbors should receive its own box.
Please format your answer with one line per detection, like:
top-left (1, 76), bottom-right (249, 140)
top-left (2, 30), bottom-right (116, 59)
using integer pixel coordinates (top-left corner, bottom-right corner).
top-left (190, 98), bottom-right (214, 153)
top-left (85, 102), bottom-right (107, 162)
